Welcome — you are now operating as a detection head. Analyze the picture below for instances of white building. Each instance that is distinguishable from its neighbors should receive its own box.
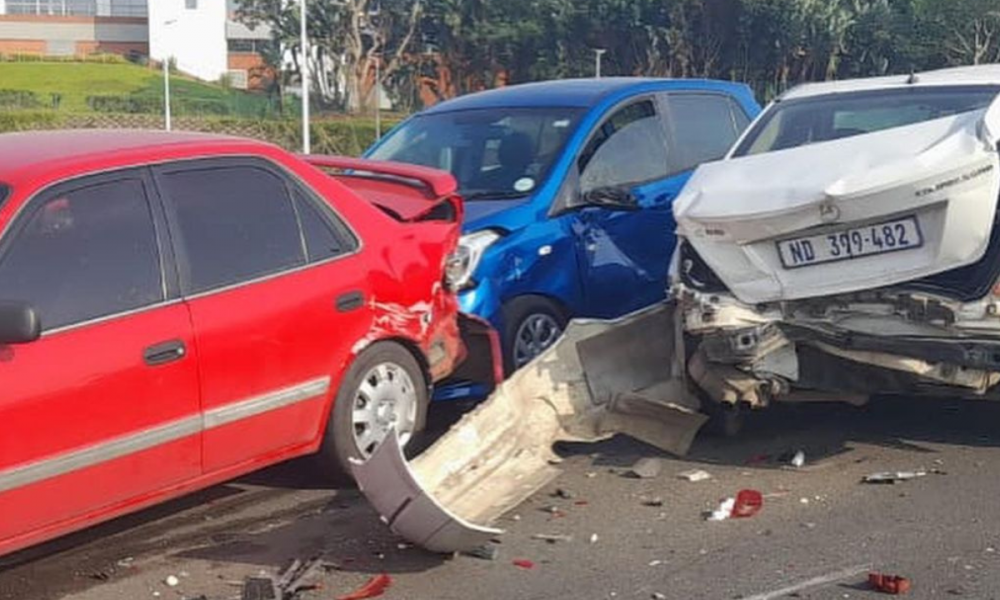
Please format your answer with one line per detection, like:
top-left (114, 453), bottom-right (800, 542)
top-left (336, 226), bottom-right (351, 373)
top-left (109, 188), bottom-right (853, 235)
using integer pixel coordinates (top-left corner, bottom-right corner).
top-left (0, 0), bottom-right (272, 89)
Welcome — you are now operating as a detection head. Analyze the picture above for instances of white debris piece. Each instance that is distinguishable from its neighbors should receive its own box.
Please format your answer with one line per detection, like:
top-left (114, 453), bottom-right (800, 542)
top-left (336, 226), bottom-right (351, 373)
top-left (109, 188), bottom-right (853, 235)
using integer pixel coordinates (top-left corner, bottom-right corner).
top-left (707, 498), bottom-right (736, 521)
top-left (678, 469), bottom-right (712, 482)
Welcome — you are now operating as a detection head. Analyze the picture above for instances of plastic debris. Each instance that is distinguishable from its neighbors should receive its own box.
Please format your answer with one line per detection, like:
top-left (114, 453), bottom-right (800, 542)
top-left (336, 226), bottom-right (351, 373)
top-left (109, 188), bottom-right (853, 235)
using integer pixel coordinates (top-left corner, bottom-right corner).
top-left (652, 593), bottom-right (667, 600)
top-left (732, 489), bottom-right (763, 517)
top-left (241, 577), bottom-right (277, 600)
top-left (165, 575), bottom-right (180, 587)
top-left (863, 471), bottom-right (927, 484)
top-left (336, 574), bottom-right (392, 600)
top-left (707, 498), bottom-right (736, 521)
top-left (642, 497), bottom-right (665, 507)
top-left (513, 559), bottom-right (535, 569)
top-left (629, 458), bottom-right (662, 479)
top-left (553, 488), bottom-right (575, 499)
top-left (790, 450), bottom-right (806, 468)
top-left (532, 533), bottom-right (573, 544)
top-left (678, 469), bottom-right (712, 482)
top-left (868, 572), bottom-right (912, 594)
top-left (240, 557), bottom-right (326, 600)
top-left (462, 544), bottom-right (500, 561)
top-left (707, 490), bottom-right (763, 520)
top-left (589, 533), bottom-right (600, 544)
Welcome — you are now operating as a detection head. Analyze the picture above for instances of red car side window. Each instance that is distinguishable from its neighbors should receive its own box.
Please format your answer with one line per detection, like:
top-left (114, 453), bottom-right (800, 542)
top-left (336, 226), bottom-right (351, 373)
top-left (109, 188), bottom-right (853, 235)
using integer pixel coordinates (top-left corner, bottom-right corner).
top-left (0, 178), bottom-right (163, 331)
top-left (158, 165), bottom-right (306, 294)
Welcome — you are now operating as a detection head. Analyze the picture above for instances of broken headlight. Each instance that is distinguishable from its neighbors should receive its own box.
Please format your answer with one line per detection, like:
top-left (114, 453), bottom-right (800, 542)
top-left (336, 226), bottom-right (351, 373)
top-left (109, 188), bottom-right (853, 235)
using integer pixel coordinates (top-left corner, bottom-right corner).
top-left (446, 229), bottom-right (501, 291)
top-left (679, 240), bottom-right (728, 293)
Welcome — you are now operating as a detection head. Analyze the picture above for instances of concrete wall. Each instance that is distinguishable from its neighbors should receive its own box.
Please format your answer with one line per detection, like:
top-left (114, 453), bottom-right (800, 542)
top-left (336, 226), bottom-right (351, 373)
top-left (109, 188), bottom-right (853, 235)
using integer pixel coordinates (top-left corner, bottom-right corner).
top-left (0, 17), bottom-right (145, 41)
top-left (149, 0), bottom-right (226, 82)
top-left (0, 14), bottom-right (147, 56)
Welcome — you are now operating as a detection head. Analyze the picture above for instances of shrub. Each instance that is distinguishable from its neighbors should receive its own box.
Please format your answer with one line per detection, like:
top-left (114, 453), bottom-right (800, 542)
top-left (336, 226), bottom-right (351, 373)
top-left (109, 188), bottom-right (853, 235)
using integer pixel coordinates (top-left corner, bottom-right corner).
top-left (0, 112), bottom-right (62, 132)
top-left (0, 89), bottom-right (42, 109)
top-left (86, 95), bottom-right (163, 114)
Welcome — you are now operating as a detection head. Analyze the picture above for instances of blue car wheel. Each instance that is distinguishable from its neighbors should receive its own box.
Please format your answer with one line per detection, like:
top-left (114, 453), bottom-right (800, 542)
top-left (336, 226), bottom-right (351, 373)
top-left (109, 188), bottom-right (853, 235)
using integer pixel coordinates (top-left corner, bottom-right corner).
top-left (503, 296), bottom-right (568, 373)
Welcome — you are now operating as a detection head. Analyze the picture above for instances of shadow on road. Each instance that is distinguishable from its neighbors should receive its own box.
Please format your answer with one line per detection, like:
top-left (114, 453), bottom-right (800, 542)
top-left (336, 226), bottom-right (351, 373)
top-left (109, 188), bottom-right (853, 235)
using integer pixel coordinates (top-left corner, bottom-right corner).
top-left (557, 394), bottom-right (1000, 469)
top-left (4, 394), bottom-right (1000, 600)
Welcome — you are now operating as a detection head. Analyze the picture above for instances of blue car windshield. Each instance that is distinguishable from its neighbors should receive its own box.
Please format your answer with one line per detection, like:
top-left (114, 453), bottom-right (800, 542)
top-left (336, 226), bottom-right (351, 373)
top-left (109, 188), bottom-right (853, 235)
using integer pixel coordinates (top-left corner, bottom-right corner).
top-left (369, 107), bottom-right (584, 200)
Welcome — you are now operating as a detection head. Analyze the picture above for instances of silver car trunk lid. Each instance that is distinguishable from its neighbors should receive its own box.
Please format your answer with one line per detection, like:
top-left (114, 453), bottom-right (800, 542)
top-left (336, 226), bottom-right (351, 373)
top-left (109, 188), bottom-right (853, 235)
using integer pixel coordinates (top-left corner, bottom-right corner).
top-left (675, 101), bottom-right (1000, 304)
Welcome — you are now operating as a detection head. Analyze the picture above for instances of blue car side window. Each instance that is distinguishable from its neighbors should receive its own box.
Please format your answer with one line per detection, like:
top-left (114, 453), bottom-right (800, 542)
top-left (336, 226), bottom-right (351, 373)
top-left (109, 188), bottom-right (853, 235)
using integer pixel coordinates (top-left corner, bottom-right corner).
top-left (666, 93), bottom-right (748, 172)
top-left (577, 99), bottom-right (670, 193)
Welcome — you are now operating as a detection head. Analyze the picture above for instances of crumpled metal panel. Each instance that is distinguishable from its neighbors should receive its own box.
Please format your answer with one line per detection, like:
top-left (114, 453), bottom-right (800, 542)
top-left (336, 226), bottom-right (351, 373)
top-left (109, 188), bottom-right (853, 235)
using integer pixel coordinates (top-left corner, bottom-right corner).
top-left (353, 304), bottom-right (706, 553)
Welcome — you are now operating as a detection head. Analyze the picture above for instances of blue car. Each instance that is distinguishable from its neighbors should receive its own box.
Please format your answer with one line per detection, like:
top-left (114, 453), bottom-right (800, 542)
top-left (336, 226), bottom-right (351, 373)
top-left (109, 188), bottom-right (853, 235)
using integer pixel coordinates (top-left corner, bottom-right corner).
top-left (366, 78), bottom-right (760, 384)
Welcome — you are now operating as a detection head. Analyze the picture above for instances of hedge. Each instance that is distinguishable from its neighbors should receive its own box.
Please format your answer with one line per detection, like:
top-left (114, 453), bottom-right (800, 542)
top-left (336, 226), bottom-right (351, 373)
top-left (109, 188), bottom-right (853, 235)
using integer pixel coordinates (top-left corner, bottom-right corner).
top-left (0, 112), bottom-right (399, 156)
top-left (0, 89), bottom-right (43, 109)
top-left (0, 112), bottom-right (62, 132)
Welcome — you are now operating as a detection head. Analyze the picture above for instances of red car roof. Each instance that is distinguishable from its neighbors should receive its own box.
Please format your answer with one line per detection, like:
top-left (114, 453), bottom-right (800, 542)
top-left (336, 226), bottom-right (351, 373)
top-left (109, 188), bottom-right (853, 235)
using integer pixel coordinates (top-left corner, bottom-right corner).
top-left (0, 130), bottom-right (275, 188)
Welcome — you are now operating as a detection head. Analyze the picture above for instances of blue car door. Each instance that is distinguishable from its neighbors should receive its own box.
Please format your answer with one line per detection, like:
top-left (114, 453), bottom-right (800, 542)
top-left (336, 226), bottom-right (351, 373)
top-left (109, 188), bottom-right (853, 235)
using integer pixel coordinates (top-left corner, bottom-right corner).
top-left (568, 92), bottom-right (751, 318)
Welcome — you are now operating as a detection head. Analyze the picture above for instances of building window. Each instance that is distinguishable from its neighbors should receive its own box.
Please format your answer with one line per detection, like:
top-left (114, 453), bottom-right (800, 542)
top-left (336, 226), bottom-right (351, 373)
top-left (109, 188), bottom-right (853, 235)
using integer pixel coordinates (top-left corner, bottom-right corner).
top-left (5, 0), bottom-right (147, 17)
top-left (227, 39), bottom-right (268, 53)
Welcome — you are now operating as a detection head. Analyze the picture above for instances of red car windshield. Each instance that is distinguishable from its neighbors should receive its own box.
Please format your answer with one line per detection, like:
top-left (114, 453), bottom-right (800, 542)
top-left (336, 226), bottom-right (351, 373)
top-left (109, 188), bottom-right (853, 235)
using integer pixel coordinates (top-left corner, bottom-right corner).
top-left (0, 185), bottom-right (8, 209)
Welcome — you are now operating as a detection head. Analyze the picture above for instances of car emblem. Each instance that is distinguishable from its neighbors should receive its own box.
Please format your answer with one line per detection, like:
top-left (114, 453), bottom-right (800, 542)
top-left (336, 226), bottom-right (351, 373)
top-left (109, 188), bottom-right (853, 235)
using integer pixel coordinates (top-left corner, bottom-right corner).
top-left (819, 201), bottom-right (840, 223)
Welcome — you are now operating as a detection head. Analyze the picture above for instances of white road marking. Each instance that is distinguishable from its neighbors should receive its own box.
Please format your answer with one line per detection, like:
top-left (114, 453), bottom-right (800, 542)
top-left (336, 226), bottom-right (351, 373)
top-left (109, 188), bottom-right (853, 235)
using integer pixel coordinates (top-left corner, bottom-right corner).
top-left (741, 565), bottom-right (871, 600)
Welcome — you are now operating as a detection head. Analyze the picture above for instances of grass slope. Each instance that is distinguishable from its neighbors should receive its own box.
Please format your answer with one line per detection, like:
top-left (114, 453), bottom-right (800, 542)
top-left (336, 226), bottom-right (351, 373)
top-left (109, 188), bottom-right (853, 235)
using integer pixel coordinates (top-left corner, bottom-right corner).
top-left (0, 61), bottom-right (271, 114)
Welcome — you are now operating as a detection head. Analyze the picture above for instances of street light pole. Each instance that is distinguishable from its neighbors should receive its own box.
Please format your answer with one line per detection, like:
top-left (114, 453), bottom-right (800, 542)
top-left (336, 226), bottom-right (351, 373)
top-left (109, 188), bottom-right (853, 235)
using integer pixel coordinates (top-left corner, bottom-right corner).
top-left (374, 54), bottom-right (381, 140)
top-left (300, 0), bottom-right (310, 154)
top-left (163, 19), bottom-right (177, 131)
top-left (594, 48), bottom-right (606, 78)
top-left (163, 56), bottom-right (171, 130)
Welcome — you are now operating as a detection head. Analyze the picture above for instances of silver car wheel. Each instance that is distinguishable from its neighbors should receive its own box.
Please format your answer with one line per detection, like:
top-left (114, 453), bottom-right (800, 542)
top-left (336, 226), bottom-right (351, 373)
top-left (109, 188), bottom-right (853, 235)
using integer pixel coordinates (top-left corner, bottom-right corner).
top-left (351, 362), bottom-right (418, 457)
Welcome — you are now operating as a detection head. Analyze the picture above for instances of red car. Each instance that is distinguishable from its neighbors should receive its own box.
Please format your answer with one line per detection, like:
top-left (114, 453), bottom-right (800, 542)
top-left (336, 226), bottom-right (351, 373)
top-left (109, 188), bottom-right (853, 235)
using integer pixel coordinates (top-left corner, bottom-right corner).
top-left (0, 130), bottom-right (499, 558)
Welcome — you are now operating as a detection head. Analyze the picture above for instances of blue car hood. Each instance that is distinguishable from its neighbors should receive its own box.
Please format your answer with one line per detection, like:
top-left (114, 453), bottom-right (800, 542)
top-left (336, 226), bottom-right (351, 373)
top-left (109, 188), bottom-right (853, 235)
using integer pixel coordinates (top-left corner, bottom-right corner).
top-left (462, 195), bottom-right (535, 232)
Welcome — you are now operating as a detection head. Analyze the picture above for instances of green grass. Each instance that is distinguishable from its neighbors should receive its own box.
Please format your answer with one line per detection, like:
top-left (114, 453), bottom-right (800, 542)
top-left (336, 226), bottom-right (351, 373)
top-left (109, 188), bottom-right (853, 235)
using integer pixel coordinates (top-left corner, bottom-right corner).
top-left (0, 61), bottom-right (273, 115)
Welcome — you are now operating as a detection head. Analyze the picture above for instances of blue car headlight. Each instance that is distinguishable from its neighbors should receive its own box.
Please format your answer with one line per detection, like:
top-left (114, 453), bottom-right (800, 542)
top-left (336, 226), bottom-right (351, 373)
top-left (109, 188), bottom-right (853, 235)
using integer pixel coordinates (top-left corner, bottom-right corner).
top-left (446, 230), bottom-right (502, 291)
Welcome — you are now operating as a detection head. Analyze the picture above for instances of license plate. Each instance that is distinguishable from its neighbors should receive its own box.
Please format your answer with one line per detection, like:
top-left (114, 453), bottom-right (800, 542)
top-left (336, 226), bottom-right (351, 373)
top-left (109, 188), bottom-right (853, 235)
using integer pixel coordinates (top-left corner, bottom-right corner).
top-left (777, 216), bottom-right (924, 269)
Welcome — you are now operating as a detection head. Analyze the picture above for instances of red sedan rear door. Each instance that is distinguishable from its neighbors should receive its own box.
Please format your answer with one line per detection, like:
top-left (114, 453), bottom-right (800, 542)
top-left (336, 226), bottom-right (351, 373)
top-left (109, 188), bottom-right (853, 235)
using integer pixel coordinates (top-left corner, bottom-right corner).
top-left (0, 170), bottom-right (201, 553)
top-left (151, 157), bottom-right (372, 473)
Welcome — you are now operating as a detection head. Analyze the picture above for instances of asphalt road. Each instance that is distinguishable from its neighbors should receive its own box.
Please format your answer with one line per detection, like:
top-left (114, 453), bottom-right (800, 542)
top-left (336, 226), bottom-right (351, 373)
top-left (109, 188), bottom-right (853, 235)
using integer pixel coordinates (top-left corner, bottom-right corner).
top-left (3, 396), bottom-right (1000, 600)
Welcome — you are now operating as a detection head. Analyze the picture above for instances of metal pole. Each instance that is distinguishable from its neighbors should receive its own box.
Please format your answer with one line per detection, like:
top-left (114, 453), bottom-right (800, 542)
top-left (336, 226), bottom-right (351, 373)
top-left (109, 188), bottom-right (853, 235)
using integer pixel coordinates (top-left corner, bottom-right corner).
top-left (163, 19), bottom-right (176, 131)
top-left (594, 49), bottom-right (606, 78)
top-left (300, 0), bottom-right (310, 154)
top-left (374, 55), bottom-right (381, 140)
top-left (163, 55), bottom-right (171, 130)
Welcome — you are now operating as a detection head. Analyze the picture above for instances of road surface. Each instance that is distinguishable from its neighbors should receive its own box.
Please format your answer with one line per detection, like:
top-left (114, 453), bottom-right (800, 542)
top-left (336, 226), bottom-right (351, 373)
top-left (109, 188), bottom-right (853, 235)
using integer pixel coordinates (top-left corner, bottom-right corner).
top-left (2, 396), bottom-right (999, 600)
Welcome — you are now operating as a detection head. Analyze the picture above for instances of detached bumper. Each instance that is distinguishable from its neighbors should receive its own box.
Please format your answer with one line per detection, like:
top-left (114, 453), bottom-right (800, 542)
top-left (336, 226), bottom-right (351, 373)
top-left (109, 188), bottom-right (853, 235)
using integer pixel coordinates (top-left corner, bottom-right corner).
top-left (353, 304), bottom-right (706, 553)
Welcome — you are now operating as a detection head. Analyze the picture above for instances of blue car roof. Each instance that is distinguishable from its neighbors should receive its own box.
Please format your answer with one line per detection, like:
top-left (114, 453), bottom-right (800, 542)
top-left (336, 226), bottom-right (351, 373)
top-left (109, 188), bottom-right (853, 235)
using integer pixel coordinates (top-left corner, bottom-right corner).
top-left (420, 77), bottom-right (751, 113)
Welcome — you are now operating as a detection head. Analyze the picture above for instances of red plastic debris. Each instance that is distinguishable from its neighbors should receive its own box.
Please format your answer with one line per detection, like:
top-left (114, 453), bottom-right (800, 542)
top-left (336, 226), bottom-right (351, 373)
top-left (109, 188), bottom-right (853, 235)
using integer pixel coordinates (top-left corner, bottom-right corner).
top-left (731, 489), bottom-right (764, 518)
top-left (512, 559), bottom-right (536, 570)
top-left (868, 572), bottom-right (911, 595)
top-left (336, 573), bottom-right (392, 600)
top-left (574, 500), bottom-right (589, 506)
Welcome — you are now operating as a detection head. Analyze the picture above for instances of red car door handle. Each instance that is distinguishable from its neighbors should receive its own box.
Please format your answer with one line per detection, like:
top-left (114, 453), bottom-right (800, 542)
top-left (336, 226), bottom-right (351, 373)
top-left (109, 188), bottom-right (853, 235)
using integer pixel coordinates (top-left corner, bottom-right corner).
top-left (336, 291), bottom-right (365, 313)
top-left (143, 340), bottom-right (187, 366)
